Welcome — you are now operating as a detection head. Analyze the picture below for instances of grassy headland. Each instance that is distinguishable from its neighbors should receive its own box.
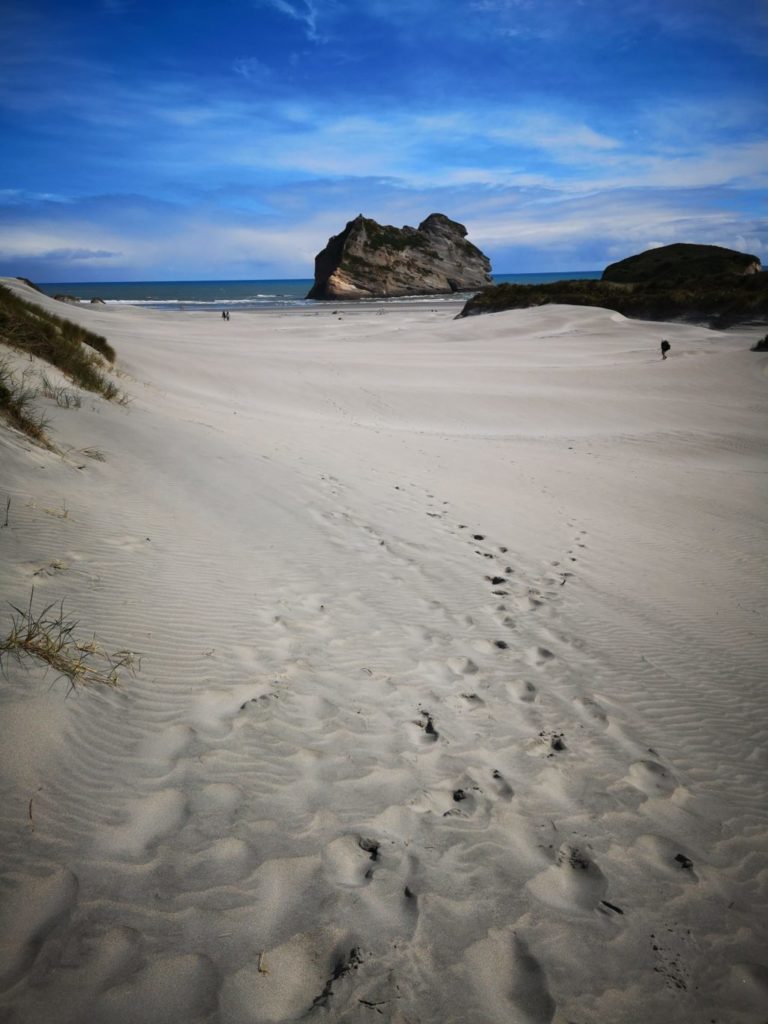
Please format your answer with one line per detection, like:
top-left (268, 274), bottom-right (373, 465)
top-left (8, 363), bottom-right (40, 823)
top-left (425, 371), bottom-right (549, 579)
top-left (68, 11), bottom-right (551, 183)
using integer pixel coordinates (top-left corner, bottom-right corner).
top-left (458, 273), bottom-right (768, 327)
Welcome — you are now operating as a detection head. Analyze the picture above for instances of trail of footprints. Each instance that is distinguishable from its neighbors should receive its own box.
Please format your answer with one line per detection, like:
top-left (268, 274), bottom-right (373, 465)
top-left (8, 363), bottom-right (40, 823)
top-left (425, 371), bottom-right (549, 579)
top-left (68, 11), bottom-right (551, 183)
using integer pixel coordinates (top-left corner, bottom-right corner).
top-left (0, 474), bottom-right (731, 1023)
top-left (295, 476), bottom-right (715, 1017)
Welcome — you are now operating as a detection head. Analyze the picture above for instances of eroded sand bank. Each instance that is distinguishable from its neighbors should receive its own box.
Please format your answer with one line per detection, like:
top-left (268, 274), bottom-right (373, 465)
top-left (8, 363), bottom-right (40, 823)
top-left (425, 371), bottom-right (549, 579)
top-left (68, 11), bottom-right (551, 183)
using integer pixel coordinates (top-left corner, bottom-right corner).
top-left (1, 279), bottom-right (766, 1023)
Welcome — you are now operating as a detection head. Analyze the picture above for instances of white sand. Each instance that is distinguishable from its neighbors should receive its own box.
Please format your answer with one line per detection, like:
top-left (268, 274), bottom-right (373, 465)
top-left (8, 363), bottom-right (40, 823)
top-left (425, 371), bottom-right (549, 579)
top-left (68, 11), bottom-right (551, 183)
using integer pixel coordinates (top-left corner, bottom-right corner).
top-left (1, 278), bottom-right (766, 1023)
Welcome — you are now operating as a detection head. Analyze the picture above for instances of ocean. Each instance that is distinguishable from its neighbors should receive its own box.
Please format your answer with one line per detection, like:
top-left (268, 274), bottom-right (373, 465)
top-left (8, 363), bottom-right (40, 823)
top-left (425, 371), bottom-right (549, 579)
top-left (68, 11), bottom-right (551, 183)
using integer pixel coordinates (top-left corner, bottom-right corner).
top-left (37, 272), bottom-right (602, 312)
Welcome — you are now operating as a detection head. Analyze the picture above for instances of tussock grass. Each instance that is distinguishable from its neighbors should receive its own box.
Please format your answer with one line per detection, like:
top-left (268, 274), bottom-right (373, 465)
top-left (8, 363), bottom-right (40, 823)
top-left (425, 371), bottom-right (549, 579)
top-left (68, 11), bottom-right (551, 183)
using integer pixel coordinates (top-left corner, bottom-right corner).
top-left (0, 283), bottom-right (117, 390)
top-left (39, 372), bottom-right (82, 409)
top-left (0, 359), bottom-right (50, 444)
top-left (0, 280), bottom-right (130, 442)
top-left (0, 590), bottom-right (137, 691)
top-left (80, 447), bottom-right (106, 461)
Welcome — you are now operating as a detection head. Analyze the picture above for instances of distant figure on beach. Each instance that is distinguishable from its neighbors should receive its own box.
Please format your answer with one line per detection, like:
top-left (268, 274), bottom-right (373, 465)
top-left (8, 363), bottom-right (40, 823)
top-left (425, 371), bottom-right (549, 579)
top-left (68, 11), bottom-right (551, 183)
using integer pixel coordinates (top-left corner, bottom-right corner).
top-left (660, 339), bottom-right (671, 360)
top-left (222, 310), bottom-right (230, 321)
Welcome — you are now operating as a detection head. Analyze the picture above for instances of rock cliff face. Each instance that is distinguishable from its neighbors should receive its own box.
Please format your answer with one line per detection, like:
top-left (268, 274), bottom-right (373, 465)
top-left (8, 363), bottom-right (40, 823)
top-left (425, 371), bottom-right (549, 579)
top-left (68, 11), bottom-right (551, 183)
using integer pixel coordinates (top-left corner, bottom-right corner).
top-left (306, 213), bottom-right (492, 300)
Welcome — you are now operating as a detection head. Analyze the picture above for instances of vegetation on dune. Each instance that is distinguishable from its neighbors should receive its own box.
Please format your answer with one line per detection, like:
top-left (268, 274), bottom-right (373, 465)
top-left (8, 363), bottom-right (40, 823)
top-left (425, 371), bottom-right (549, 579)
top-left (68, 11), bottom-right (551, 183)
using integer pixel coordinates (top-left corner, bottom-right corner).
top-left (458, 274), bottom-right (768, 328)
top-left (0, 281), bottom-right (126, 441)
top-left (0, 282), bottom-right (116, 371)
top-left (0, 360), bottom-right (51, 445)
top-left (0, 589), bottom-right (137, 691)
top-left (15, 277), bottom-right (45, 294)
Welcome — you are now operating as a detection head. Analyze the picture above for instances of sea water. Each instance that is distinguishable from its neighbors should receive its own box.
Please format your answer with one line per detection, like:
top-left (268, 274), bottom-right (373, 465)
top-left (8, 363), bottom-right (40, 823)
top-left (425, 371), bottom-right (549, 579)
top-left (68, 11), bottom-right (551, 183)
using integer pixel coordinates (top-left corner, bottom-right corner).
top-left (38, 272), bottom-right (602, 312)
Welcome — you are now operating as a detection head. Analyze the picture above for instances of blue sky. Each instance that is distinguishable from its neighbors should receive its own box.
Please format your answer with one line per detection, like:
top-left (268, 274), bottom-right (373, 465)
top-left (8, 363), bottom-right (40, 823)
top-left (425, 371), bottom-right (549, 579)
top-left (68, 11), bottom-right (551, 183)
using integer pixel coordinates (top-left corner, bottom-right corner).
top-left (0, 0), bottom-right (766, 280)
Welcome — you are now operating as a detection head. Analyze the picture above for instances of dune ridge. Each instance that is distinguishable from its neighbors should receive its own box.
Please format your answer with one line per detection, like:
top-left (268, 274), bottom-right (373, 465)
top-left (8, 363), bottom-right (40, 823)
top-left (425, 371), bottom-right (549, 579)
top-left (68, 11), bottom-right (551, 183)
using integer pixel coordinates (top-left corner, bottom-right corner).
top-left (0, 279), bottom-right (766, 1023)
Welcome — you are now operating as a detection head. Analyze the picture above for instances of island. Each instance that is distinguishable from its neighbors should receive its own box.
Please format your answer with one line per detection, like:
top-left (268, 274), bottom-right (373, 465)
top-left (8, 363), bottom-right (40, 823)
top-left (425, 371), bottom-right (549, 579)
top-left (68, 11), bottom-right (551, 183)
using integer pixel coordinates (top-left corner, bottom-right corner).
top-left (306, 213), bottom-right (492, 300)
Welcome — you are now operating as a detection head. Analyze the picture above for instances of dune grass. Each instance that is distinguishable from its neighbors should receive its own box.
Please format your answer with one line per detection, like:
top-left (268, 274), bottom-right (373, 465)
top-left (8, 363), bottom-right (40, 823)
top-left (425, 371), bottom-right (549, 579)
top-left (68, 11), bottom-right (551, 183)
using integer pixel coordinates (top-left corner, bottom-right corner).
top-left (39, 371), bottom-right (83, 409)
top-left (0, 282), bottom-right (116, 384)
top-left (0, 281), bottom-right (128, 442)
top-left (0, 589), bottom-right (137, 691)
top-left (0, 359), bottom-right (51, 445)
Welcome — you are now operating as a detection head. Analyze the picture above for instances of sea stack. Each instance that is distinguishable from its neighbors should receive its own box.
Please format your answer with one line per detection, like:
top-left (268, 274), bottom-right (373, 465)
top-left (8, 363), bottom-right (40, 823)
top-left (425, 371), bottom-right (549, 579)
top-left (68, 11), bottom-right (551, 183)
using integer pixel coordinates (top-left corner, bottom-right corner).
top-left (306, 213), bottom-right (493, 300)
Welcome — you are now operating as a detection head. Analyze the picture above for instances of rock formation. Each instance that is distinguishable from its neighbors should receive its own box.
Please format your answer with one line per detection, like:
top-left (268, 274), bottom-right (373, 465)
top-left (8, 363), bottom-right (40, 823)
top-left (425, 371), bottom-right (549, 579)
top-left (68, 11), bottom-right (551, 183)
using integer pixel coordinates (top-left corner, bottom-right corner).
top-left (306, 213), bottom-right (492, 300)
top-left (602, 243), bottom-right (761, 284)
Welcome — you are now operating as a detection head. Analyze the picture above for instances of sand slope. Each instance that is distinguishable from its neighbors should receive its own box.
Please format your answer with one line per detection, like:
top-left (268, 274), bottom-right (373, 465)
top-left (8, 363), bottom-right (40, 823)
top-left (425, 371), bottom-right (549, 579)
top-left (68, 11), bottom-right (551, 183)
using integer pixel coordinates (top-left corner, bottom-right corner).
top-left (1, 279), bottom-right (767, 1023)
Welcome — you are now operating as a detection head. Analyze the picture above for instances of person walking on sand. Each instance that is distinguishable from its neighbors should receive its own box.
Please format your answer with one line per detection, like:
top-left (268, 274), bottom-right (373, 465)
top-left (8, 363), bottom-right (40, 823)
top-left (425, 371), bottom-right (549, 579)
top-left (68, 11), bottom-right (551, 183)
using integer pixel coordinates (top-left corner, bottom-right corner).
top-left (660, 339), bottom-right (671, 360)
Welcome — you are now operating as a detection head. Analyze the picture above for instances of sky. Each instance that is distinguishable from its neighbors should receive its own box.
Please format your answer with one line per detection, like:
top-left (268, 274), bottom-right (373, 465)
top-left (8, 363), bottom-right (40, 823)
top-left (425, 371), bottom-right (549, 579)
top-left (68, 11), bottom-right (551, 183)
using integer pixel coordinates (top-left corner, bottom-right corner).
top-left (0, 0), bottom-right (766, 281)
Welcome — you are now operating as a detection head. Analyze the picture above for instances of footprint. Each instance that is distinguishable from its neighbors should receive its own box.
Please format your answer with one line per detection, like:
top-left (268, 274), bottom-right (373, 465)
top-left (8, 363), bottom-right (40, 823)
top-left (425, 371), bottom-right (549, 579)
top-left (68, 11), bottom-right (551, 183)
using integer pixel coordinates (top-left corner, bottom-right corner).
top-left (135, 724), bottom-right (196, 772)
top-left (71, 924), bottom-right (144, 992)
top-left (408, 709), bottom-right (440, 746)
top-left (626, 760), bottom-right (678, 798)
top-left (507, 679), bottom-right (537, 703)
top-left (189, 782), bottom-right (242, 837)
top-left (527, 843), bottom-right (609, 913)
top-left (528, 730), bottom-right (567, 757)
top-left (0, 867), bottom-right (79, 990)
top-left (527, 646), bottom-right (555, 667)
top-left (182, 837), bottom-right (256, 888)
top-left (97, 788), bottom-right (189, 858)
top-left (94, 953), bottom-right (218, 1024)
top-left (457, 691), bottom-right (486, 709)
top-left (464, 928), bottom-right (555, 1023)
top-left (494, 612), bottom-right (516, 630)
top-left (447, 656), bottom-right (479, 676)
top-left (632, 835), bottom-right (699, 882)
top-left (322, 834), bottom-right (379, 888)
top-left (573, 696), bottom-right (608, 728)
top-left (727, 962), bottom-right (768, 1013)
top-left (490, 769), bottom-right (514, 799)
top-left (220, 928), bottom-right (349, 1024)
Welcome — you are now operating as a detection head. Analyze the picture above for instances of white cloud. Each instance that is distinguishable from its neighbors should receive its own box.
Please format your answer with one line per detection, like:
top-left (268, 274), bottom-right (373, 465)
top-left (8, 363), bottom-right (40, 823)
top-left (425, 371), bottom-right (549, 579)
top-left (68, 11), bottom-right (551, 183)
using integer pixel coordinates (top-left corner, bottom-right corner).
top-left (254, 0), bottom-right (323, 41)
top-left (233, 57), bottom-right (271, 80)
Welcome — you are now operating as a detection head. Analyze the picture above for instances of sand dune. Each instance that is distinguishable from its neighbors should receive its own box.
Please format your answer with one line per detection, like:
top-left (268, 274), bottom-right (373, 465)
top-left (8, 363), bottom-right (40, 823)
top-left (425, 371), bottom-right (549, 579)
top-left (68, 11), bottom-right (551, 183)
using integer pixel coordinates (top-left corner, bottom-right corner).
top-left (1, 279), bottom-right (766, 1023)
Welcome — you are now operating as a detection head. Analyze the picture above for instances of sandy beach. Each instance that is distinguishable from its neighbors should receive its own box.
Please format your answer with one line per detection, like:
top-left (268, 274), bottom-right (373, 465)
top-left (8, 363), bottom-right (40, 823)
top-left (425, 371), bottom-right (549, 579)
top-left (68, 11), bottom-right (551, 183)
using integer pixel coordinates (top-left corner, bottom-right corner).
top-left (1, 278), bottom-right (767, 1023)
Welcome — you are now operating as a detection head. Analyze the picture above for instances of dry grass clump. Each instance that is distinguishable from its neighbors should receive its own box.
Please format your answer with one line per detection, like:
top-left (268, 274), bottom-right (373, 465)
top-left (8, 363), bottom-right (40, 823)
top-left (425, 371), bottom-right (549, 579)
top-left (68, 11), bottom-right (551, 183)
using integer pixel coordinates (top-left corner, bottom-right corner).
top-left (0, 359), bottom-right (50, 444)
top-left (80, 446), bottom-right (106, 461)
top-left (39, 371), bottom-right (82, 409)
top-left (0, 590), bottom-right (137, 691)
